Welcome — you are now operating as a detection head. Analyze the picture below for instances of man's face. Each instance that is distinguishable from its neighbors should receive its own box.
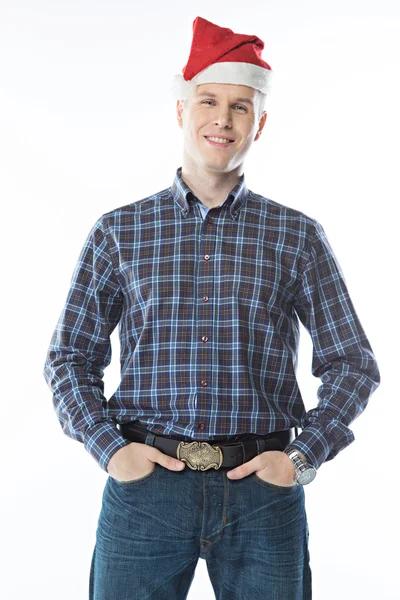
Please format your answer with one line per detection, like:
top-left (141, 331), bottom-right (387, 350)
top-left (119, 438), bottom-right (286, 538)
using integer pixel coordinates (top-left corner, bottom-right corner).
top-left (176, 82), bottom-right (267, 174)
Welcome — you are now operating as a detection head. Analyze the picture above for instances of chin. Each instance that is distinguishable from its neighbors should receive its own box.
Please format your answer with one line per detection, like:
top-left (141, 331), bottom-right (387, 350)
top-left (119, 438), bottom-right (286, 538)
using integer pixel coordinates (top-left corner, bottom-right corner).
top-left (200, 155), bottom-right (234, 167)
top-left (203, 163), bottom-right (233, 173)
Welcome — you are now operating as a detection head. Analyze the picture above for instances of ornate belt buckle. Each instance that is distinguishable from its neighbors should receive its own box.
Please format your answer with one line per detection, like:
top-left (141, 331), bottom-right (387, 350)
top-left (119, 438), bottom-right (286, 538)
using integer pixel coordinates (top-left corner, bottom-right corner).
top-left (176, 441), bottom-right (223, 470)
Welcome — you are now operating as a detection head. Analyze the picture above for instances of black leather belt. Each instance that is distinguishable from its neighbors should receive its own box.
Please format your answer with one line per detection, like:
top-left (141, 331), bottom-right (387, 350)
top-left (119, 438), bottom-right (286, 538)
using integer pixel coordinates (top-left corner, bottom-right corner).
top-left (119, 421), bottom-right (296, 471)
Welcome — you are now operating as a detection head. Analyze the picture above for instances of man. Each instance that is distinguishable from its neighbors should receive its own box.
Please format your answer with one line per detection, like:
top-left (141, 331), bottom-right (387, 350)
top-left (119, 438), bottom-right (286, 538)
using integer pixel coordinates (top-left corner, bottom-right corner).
top-left (43, 16), bottom-right (380, 600)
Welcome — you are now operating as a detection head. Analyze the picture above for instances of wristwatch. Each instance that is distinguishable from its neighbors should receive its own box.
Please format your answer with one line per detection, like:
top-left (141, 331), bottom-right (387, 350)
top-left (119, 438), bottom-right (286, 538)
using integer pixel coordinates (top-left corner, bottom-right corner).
top-left (283, 446), bottom-right (317, 485)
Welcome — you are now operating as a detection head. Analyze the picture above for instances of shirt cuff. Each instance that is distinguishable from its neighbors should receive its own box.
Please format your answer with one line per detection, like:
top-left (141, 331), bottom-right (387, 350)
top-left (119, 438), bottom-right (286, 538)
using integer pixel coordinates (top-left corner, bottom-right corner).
top-left (286, 422), bottom-right (355, 471)
top-left (84, 421), bottom-right (132, 473)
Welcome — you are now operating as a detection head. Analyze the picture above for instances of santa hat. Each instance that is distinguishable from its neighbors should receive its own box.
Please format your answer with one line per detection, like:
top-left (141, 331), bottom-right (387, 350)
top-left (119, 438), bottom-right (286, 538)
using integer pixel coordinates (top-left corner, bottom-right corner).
top-left (170, 16), bottom-right (273, 100)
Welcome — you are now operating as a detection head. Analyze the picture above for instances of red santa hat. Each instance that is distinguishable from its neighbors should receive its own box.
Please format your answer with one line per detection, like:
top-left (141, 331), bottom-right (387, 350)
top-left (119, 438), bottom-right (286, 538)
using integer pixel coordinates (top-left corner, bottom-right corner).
top-left (170, 16), bottom-right (273, 99)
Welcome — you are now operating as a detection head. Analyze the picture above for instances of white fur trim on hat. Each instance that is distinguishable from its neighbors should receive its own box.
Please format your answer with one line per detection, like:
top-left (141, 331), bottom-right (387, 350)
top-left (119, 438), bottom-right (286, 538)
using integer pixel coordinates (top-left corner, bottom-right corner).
top-left (169, 62), bottom-right (273, 99)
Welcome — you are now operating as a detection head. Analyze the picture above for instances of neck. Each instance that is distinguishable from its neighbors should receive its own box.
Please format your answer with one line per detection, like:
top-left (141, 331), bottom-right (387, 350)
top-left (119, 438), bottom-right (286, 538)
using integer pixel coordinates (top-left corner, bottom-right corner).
top-left (181, 154), bottom-right (243, 209)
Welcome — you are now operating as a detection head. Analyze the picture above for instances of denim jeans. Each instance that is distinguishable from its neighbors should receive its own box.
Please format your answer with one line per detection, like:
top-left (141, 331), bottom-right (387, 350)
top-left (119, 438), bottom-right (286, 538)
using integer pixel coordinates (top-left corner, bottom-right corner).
top-left (89, 443), bottom-right (312, 599)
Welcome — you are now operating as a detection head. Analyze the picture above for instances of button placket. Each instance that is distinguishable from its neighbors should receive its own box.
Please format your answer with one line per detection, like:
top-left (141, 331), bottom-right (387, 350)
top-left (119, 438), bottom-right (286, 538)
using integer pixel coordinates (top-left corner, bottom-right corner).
top-left (197, 215), bottom-right (216, 434)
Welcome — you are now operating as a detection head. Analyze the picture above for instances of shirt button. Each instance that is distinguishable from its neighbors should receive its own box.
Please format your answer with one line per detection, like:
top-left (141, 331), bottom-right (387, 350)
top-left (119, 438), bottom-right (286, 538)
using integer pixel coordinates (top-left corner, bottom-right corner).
top-left (201, 336), bottom-right (208, 342)
top-left (203, 295), bottom-right (209, 302)
top-left (200, 379), bottom-right (208, 387)
top-left (204, 254), bottom-right (210, 261)
top-left (199, 422), bottom-right (206, 431)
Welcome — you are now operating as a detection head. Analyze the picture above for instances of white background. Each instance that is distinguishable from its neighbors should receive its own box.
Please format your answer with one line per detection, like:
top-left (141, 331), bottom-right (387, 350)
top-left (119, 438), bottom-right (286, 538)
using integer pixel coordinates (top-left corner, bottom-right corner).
top-left (1, 1), bottom-right (398, 598)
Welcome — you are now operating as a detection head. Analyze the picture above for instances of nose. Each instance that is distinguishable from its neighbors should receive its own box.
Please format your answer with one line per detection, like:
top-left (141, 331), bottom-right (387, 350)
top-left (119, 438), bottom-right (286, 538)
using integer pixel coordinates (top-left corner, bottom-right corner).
top-left (213, 109), bottom-right (233, 130)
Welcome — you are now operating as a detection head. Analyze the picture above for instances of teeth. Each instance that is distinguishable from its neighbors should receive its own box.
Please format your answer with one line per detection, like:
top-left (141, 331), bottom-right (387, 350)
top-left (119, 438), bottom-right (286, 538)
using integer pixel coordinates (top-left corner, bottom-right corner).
top-left (206, 136), bottom-right (233, 144)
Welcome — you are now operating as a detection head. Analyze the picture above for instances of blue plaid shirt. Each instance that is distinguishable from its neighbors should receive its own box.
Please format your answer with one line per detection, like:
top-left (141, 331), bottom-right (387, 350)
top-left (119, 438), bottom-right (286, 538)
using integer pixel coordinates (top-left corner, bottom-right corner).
top-left (43, 166), bottom-right (380, 474)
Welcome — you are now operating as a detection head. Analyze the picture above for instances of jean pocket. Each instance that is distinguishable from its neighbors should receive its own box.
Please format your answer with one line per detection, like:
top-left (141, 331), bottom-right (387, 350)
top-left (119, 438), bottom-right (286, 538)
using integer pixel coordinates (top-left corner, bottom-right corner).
top-left (111, 462), bottom-right (160, 486)
top-left (251, 472), bottom-right (298, 492)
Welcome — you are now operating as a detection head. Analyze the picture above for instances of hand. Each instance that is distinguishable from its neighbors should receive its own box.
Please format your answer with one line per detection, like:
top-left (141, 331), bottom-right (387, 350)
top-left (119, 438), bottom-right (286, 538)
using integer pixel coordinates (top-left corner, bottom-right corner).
top-left (227, 450), bottom-right (297, 486)
top-left (107, 442), bottom-right (186, 482)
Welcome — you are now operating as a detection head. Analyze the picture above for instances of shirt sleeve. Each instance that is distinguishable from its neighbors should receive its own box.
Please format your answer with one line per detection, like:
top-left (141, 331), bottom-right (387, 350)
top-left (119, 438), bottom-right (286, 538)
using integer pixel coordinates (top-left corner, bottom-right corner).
top-left (290, 219), bottom-right (381, 470)
top-left (43, 215), bottom-right (131, 473)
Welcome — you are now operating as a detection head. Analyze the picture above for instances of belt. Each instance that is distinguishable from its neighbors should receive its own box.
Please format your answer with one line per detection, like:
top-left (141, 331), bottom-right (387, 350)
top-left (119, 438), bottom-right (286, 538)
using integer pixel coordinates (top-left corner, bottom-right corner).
top-left (119, 421), bottom-right (296, 471)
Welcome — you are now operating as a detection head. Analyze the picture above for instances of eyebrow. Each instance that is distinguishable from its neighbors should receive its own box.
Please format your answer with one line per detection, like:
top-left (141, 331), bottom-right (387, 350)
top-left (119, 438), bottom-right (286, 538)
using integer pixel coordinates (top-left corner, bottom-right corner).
top-left (196, 91), bottom-right (254, 107)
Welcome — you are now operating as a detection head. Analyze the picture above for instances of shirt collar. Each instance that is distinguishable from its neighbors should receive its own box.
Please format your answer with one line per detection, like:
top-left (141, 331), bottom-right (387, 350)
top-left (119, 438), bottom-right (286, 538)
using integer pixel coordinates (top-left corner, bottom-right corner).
top-left (171, 166), bottom-right (249, 221)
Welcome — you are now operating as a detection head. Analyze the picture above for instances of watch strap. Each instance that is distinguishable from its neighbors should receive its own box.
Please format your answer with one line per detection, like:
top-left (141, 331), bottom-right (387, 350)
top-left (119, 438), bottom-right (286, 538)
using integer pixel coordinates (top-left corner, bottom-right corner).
top-left (284, 446), bottom-right (317, 485)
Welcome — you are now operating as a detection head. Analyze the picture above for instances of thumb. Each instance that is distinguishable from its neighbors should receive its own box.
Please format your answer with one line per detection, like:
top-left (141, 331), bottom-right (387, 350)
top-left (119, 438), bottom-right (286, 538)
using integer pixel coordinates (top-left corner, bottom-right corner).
top-left (227, 456), bottom-right (260, 480)
top-left (151, 448), bottom-right (186, 471)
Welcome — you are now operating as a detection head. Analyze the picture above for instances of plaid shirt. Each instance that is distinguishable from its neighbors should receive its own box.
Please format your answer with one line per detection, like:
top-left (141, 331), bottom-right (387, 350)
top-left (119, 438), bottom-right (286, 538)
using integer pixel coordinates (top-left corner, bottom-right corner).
top-left (43, 166), bottom-right (380, 474)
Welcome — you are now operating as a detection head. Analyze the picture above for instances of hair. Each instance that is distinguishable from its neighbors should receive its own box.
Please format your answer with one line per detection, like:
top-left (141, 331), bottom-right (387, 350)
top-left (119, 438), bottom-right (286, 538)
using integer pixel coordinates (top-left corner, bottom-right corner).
top-left (181, 87), bottom-right (267, 122)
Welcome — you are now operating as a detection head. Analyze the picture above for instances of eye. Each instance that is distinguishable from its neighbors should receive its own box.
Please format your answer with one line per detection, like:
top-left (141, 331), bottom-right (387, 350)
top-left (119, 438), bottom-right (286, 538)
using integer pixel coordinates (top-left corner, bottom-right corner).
top-left (201, 100), bottom-right (246, 111)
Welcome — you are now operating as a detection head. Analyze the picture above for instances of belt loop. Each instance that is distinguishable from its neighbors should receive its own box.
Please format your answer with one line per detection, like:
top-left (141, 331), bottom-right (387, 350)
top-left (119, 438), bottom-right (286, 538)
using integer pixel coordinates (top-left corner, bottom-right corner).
top-left (145, 432), bottom-right (156, 447)
top-left (256, 438), bottom-right (266, 454)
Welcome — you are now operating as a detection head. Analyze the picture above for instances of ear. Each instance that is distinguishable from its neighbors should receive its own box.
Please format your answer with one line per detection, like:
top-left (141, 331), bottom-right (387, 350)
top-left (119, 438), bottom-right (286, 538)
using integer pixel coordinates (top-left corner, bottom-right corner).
top-left (176, 99), bottom-right (184, 129)
top-left (254, 112), bottom-right (267, 141)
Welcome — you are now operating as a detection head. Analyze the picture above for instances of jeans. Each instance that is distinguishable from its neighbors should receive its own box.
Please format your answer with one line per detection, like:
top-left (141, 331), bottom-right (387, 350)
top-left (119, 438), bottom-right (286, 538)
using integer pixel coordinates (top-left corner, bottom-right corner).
top-left (89, 439), bottom-right (312, 599)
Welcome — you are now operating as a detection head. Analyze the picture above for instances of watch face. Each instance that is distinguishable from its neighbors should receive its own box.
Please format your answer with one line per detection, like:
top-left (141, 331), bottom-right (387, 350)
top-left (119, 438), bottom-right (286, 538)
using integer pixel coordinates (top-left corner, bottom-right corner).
top-left (298, 467), bottom-right (317, 485)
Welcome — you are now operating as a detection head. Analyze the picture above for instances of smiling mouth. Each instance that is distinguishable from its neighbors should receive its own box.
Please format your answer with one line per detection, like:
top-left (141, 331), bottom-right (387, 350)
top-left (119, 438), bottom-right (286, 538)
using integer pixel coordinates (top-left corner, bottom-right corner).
top-left (205, 136), bottom-right (234, 142)
top-left (204, 136), bottom-right (235, 148)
